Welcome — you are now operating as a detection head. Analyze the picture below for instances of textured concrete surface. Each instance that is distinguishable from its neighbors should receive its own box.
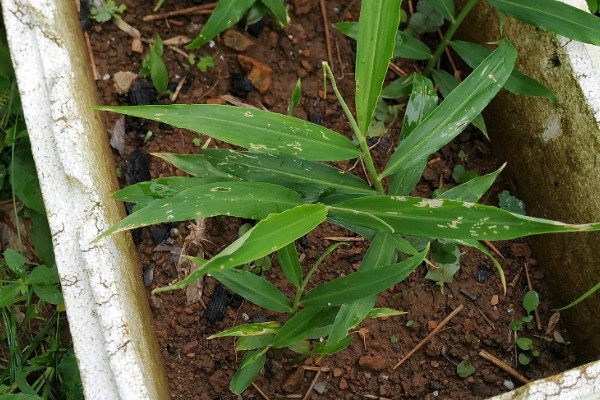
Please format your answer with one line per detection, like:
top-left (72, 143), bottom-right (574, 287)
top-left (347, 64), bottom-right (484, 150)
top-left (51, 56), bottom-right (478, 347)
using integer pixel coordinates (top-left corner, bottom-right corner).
top-left (1, 0), bottom-right (168, 398)
top-left (458, 0), bottom-right (600, 362)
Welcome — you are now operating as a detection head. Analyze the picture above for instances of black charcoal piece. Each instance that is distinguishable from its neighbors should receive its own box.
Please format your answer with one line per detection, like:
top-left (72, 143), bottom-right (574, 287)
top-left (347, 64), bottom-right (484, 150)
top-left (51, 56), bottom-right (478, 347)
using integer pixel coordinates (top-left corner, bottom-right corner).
top-left (79, 0), bottom-right (91, 31)
top-left (229, 73), bottom-right (253, 98)
top-left (297, 235), bottom-right (309, 249)
top-left (227, 292), bottom-right (244, 309)
top-left (205, 284), bottom-right (228, 327)
top-left (124, 149), bottom-right (151, 186)
top-left (348, 253), bottom-right (364, 263)
top-left (477, 265), bottom-right (492, 283)
top-left (246, 16), bottom-right (266, 37)
top-left (151, 226), bottom-right (170, 244)
top-left (307, 113), bottom-right (322, 125)
top-left (129, 80), bottom-right (157, 106)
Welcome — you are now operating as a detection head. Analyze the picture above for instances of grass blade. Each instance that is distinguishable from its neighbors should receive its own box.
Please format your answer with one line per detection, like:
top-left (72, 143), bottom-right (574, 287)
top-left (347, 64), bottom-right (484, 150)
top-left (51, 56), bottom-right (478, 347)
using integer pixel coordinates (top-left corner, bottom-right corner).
top-left (153, 204), bottom-right (327, 293)
top-left (301, 247), bottom-right (428, 307)
top-left (95, 105), bottom-right (360, 161)
top-left (99, 182), bottom-right (303, 238)
top-left (381, 39), bottom-right (516, 178)
top-left (277, 242), bottom-right (302, 289)
top-left (486, 0), bottom-right (600, 46)
top-left (230, 349), bottom-right (266, 395)
top-left (212, 269), bottom-right (292, 312)
top-left (431, 69), bottom-right (487, 136)
top-left (450, 40), bottom-right (556, 103)
top-left (262, 0), bottom-right (287, 26)
top-left (328, 195), bottom-right (600, 241)
top-left (187, 0), bottom-right (256, 49)
top-left (271, 307), bottom-right (330, 348)
top-left (438, 163), bottom-right (505, 203)
top-left (355, 0), bottom-right (402, 134)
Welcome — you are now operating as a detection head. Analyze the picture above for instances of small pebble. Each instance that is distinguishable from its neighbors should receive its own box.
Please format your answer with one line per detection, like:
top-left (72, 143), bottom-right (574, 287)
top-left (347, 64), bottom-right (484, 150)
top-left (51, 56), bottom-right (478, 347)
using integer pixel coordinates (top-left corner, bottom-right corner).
top-left (432, 390), bottom-right (439, 397)
top-left (241, 313), bottom-right (249, 321)
top-left (503, 380), bottom-right (515, 390)
top-left (170, 228), bottom-right (180, 238)
top-left (103, 73), bottom-right (110, 80)
top-left (142, 265), bottom-right (154, 287)
top-left (313, 381), bottom-right (326, 395)
top-left (490, 294), bottom-right (499, 306)
top-left (209, 40), bottom-right (216, 48)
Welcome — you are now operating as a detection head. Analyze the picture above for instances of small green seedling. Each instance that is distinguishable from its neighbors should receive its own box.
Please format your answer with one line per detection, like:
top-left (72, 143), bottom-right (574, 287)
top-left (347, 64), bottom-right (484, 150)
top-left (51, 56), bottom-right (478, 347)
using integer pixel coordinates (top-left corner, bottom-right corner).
top-left (516, 337), bottom-right (539, 365)
top-left (140, 34), bottom-right (170, 97)
top-left (457, 360), bottom-right (476, 378)
top-left (405, 0), bottom-right (445, 35)
top-left (287, 78), bottom-right (301, 116)
top-left (192, 138), bottom-right (202, 147)
top-left (452, 165), bottom-right (479, 184)
top-left (405, 319), bottom-right (414, 327)
top-left (458, 149), bottom-right (468, 161)
top-left (90, 0), bottom-right (126, 23)
top-left (425, 240), bottom-right (461, 293)
top-left (498, 190), bottom-right (526, 215)
top-left (389, 334), bottom-right (398, 344)
top-left (510, 290), bottom-right (539, 332)
top-left (197, 56), bottom-right (215, 73)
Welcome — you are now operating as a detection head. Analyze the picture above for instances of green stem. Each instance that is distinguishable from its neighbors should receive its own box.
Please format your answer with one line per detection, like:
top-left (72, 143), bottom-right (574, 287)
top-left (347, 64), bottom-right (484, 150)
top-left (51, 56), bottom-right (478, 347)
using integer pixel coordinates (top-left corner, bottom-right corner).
top-left (423, 0), bottom-right (480, 76)
top-left (290, 242), bottom-right (347, 314)
top-left (321, 62), bottom-right (385, 194)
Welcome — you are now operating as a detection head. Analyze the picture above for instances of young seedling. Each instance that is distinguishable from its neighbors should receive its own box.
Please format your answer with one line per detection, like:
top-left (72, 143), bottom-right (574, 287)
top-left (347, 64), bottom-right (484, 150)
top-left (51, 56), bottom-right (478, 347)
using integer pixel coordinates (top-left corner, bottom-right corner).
top-left (510, 290), bottom-right (539, 332)
top-left (90, 0), bottom-right (126, 23)
top-left (96, 0), bottom-right (600, 394)
top-left (457, 360), bottom-right (476, 378)
top-left (140, 34), bottom-right (171, 98)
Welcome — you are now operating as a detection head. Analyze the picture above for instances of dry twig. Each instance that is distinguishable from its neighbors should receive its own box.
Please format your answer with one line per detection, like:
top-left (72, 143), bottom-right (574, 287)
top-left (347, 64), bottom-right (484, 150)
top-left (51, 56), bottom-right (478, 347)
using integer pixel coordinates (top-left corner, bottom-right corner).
top-left (302, 369), bottom-right (322, 400)
top-left (509, 265), bottom-right (524, 288)
top-left (143, 2), bottom-right (217, 22)
top-left (83, 31), bottom-right (100, 80)
top-left (320, 0), bottom-right (334, 72)
top-left (483, 240), bottom-right (505, 259)
top-left (251, 382), bottom-right (271, 400)
top-left (2, 215), bottom-right (42, 264)
top-left (393, 304), bottom-right (464, 369)
top-left (479, 350), bottom-right (531, 384)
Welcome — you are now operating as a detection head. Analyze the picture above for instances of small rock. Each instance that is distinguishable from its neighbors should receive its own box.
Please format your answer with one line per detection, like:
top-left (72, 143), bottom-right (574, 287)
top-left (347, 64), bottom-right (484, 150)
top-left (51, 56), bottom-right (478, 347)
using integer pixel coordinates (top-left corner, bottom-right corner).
top-left (281, 367), bottom-right (304, 393)
top-left (333, 367), bottom-right (343, 377)
top-left (237, 54), bottom-right (272, 93)
top-left (463, 319), bottom-right (477, 331)
top-left (293, 0), bottom-right (318, 14)
top-left (109, 116), bottom-right (126, 157)
top-left (490, 294), bottom-right (499, 306)
top-left (313, 381), bottom-right (326, 395)
top-left (223, 30), bottom-right (254, 51)
top-left (181, 340), bottom-right (199, 354)
top-left (142, 265), bottom-right (154, 287)
top-left (301, 59), bottom-right (312, 72)
top-left (209, 370), bottom-right (229, 393)
top-left (511, 243), bottom-right (532, 258)
top-left (113, 71), bottom-right (138, 95)
top-left (359, 353), bottom-right (387, 372)
top-left (339, 378), bottom-right (348, 390)
top-left (427, 320), bottom-right (438, 332)
top-left (431, 360), bottom-right (439, 368)
top-left (503, 380), bottom-right (515, 390)
top-left (131, 37), bottom-right (143, 53)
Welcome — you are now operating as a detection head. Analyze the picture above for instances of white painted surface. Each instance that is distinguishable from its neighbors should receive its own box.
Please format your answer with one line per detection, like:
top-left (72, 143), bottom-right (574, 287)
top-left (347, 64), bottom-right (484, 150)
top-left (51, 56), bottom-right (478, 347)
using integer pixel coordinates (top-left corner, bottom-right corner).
top-left (1, 0), bottom-right (165, 399)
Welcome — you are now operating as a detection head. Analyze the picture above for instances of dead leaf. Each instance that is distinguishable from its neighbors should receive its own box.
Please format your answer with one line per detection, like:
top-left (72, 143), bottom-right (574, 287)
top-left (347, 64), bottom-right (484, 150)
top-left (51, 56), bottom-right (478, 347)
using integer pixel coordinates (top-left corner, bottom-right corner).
top-left (553, 330), bottom-right (567, 344)
top-left (237, 55), bottom-right (272, 93)
top-left (546, 312), bottom-right (560, 335)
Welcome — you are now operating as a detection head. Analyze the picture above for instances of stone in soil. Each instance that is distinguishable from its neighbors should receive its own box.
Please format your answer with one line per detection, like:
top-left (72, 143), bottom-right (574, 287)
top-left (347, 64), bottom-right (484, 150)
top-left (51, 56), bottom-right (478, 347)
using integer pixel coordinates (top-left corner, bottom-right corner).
top-left (281, 367), bottom-right (304, 393)
top-left (358, 352), bottom-right (387, 372)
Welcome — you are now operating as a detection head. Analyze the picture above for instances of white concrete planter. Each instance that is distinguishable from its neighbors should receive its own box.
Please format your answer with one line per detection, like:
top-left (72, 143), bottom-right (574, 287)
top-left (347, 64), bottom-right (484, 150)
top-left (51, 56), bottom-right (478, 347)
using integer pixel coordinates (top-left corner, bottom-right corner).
top-left (2, 0), bottom-right (599, 398)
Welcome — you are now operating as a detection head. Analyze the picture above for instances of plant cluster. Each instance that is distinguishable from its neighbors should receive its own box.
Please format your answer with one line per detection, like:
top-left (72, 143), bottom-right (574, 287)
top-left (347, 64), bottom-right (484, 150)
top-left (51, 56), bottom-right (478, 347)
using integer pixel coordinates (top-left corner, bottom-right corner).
top-left (97, 0), bottom-right (600, 394)
top-left (0, 15), bottom-right (83, 400)
top-left (90, 0), bottom-right (126, 23)
top-left (510, 290), bottom-right (540, 365)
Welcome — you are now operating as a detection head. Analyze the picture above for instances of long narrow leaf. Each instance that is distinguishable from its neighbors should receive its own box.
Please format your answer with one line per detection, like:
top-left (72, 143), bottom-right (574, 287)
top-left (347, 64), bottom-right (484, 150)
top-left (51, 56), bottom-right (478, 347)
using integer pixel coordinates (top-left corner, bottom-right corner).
top-left (355, 0), bottom-right (402, 134)
top-left (187, 0), bottom-right (256, 49)
top-left (333, 22), bottom-right (431, 61)
top-left (327, 196), bottom-right (600, 241)
top-left (450, 40), bottom-right (556, 103)
top-left (153, 204), bottom-right (327, 293)
top-left (95, 105), bottom-right (360, 161)
top-left (389, 74), bottom-right (437, 195)
top-left (438, 163), bottom-right (505, 203)
top-left (208, 322), bottom-right (281, 339)
top-left (431, 69), bottom-right (487, 136)
top-left (212, 269), bottom-right (292, 312)
top-left (261, 0), bottom-right (287, 25)
top-left (230, 349), bottom-right (266, 395)
top-left (430, 0), bottom-right (455, 21)
top-left (271, 307), bottom-right (330, 348)
top-left (112, 176), bottom-right (236, 204)
top-left (486, 0), bottom-right (600, 46)
top-left (324, 232), bottom-right (398, 352)
top-left (153, 153), bottom-right (238, 179)
top-left (277, 242), bottom-right (302, 289)
top-left (203, 149), bottom-right (375, 199)
top-left (301, 247), bottom-right (428, 307)
top-left (381, 39), bottom-right (517, 178)
top-left (98, 182), bottom-right (303, 238)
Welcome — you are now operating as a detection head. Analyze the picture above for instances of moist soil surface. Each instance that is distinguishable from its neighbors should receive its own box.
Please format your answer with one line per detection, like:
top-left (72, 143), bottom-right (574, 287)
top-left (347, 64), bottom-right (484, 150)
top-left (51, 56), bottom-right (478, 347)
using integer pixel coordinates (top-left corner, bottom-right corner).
top-left (88, 1), bottom-right (577, 399)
